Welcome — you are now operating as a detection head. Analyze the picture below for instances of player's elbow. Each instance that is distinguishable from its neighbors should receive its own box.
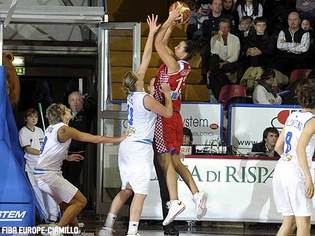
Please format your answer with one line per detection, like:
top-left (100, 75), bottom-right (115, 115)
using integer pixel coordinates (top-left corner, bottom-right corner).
top-left (163, 110), bottom-right (173, 118)
top-left (155, 38), bottom-right (163, 49)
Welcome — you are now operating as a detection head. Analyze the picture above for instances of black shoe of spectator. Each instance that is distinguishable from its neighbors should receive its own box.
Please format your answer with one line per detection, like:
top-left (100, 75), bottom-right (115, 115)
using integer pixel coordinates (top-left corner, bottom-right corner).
top-left (163, 223), bottom-right (179, 235)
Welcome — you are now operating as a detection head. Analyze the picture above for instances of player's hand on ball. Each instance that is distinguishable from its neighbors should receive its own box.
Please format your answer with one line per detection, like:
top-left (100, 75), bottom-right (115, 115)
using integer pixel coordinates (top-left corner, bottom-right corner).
top-left (66, 154), bottom-right (84, 162)
top-left (169, 2), bottom-right (191, 24)
top-left (168, 6), bottom-right (181, 22)
top-left (147, 14), bottom-right (161, 34)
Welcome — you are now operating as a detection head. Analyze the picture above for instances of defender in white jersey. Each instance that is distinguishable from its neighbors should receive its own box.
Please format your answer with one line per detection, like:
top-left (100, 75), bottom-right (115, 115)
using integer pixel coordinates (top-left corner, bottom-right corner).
top-left (99, 15), bottom-right (173, 236)
top-left (35, 103), bottom-right (125, 230)
top-left (19, 108), bottom-right (59, 223)
top-left (273, 80), bottom-right (315, 236)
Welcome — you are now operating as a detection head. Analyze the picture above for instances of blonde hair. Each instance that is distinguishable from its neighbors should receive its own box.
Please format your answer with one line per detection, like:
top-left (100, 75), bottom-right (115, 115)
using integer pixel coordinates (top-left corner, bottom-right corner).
top-left (122, 71), bottom-right (138, 95)
top-left (46, 103), bottom-right (66, 125)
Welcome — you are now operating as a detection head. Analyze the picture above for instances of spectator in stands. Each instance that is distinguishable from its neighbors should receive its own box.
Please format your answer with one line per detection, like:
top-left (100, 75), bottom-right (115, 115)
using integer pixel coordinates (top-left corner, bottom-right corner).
top-left (208, 18), bottom-right (240, 98)
top-left (236, 0), bottom-right (263, 21)
top-left (62, 91), bottom-right (97, 191)
top-left (251, 127), bottom-right (280, 157)
top-left (238, 16), bottom-right (253, 39)
top-left (301, 17), bottom-right (315, 67)
top-left (187, 0), bottom-right (211, 40)
top-left (275, 11), bottom-right (310, 76)
top-left (296, 0), bottom-right (315, 19)
top-left (202, 0), bottom-right (236, 41)
top-left (244, 17), bottom-right (274, 67)
top-left (253, 68), bottom-right (282, 104)
top-left (199, 0), bottom-right (235, 84)
top-left (236, 16), bottom-right (253, 76)
top-left (263, 0), bottom-right (296, 35)
top-left (301, 18), bottom-right (312, 31)
top-left (222, 0), bottom-right (239, 28)
top-left (210, 18), bottom-right (240, 66)
top-left (222, 0), bottom-right (234, 14)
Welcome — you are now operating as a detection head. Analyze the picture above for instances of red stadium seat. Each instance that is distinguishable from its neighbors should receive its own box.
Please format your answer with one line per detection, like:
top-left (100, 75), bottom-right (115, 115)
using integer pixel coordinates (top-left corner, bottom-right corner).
top-left (218, 85), bottom-right (247, 108)
top-left (289, 69), bottom-right (311, 84)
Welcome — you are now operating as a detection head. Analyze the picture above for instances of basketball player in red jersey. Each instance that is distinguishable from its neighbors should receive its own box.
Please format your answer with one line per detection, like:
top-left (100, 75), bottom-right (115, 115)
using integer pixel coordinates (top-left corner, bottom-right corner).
top-left (154, 8), bottom-right (208, 226)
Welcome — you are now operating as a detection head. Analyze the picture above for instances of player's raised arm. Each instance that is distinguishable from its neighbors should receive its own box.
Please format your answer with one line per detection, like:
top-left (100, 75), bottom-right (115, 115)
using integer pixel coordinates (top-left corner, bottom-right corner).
top-left (136, 14), bottom-right (160, 81)
top-left (161, 23), bottom-right (177, 56)
top-left (155, 8), bottom-right (181, 74)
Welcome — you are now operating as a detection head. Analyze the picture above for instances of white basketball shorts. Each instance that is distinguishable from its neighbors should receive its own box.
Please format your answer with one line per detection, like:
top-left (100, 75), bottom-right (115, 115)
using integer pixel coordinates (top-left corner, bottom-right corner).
top-left (273, 161), bottom-right (313, 216)
top-left (35, 172), bottom-right (78, 204)
top-left (118, 140), bottom-right (154, 195)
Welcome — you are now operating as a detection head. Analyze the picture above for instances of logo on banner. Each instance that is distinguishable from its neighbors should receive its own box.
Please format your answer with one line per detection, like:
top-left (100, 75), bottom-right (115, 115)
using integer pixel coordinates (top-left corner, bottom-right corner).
top-left (184, 116), bottom-right (210, 128)
top-left (0, 211), bottom-right (26, 221)
top-left (209, 123), bottom-right (219, 130)
top-left (271, 109), bottom-right (300, 129)
top-left (152, 165), bottom-right (275, 184)
top-left (183, 117), bottom-right (219, 131)
top-left (183, 116), bottom-right (220, 141)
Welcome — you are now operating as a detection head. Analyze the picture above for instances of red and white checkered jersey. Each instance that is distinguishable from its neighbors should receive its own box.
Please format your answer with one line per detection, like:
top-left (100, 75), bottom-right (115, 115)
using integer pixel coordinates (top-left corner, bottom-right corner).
top-left (153, 60), bottom-right (191, 153)
top-left (154, 60), bottom-right (191, 111)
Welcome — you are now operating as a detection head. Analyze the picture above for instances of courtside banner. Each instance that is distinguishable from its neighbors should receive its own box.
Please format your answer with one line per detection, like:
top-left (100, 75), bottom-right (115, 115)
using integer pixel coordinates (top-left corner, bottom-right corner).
top-left (121, 103), bottom-right (223, 144)
top-left (181, 103), bottom-right (223, 144)
top-left (228, 104), bottom-right (301, 154)
top-left (141, 157), bottom-right (315, 222)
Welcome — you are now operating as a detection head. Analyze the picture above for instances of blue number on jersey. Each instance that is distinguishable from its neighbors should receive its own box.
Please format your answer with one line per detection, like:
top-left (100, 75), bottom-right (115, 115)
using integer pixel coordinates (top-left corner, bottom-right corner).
top-left (127, 104), bottom-right (134, 126)
top-left (40, 136), bottom-right (48, 154)
top-left (285, 131), bottom-right (293, 154)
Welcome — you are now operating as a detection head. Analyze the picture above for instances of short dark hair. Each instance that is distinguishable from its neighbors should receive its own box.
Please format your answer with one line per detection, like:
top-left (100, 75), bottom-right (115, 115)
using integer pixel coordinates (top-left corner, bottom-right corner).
top-left (254, 16), bottom-right (267, 25)
top-left (262, 127), bottom-right (279, 142)
top-left (301, 17), bottom-right (312, 27)
top-left (183, 127), bottom-right (193, 143)
top-left (219, 18), bottom-right (231, 26)
top-left (240, 16), bottom-right (253, 22)
top-left (260, 68), bottom-right (275, 81)
top-left (24, 108), bottom-right (39, 120)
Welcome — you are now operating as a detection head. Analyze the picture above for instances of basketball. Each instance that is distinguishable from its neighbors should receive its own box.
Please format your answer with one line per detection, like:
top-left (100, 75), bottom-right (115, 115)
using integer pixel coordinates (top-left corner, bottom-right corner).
top-left (169, 1), bottom-right (191, 23)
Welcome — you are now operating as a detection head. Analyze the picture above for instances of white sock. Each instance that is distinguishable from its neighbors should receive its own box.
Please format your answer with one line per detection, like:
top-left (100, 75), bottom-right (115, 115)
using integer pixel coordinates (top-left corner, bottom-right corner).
top-left (171, 199), bottom-right (180, 204)
top-left (127, 221), bottom-right (139, 235)
top-left (104, 212), bottom-right (117, 228)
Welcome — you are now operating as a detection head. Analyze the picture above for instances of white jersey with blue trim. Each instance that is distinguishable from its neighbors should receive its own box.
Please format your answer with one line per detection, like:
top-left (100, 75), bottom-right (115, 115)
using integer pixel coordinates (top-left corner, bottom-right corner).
top-left (36, 122), bottom-right (71, 172)
top-left (19, 126), bottom-right (44, 171)
top-left (126, 92), bottom-right (157, 143)
top-left (281, 111), bottom-right (315, 167)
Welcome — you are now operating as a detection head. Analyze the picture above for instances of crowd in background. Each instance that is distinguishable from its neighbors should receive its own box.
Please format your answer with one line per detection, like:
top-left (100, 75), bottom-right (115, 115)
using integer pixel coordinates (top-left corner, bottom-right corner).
top-left (186, 0), bottom-right (315, 105)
